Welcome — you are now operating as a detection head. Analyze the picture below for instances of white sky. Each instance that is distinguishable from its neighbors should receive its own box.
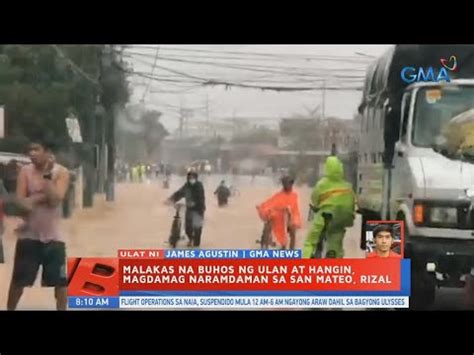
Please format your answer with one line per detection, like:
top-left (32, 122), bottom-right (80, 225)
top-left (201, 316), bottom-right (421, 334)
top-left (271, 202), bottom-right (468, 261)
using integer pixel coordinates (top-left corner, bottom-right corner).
top-left (125, 45), bottom-right (393, 132)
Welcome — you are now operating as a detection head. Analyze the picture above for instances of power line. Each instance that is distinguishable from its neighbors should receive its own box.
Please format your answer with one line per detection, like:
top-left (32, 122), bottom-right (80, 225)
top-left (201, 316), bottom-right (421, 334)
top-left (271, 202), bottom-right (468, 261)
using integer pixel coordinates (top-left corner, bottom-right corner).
top-left (123, 50), bottom-right (368, 79)
top-left (149, 86), bottom-right (203, 94)
top-left (134, 69), bottom-right (362, 92)
top-left (126, 45), bottom-right (375, 63)
top-left (130, 58), bottom-right (299, 84)
top-left (120, 58), bottom-right (363, 92)
top-left (202, 79), bottom-right (362, 92)
top-left (159, 51), bottom-right (372, 65)
top-left (126, 55), bottom-right (366, 93)
top-left (51, 44), bottom-right (101, 89)
top-left (141, 46), bottom-right (160, 102)
top-left (125, 70), bottom-right (203, 85)
top-left (123, 49), bottom-right (370, 69)
top-left (124, 58), bottom-right (367, 97)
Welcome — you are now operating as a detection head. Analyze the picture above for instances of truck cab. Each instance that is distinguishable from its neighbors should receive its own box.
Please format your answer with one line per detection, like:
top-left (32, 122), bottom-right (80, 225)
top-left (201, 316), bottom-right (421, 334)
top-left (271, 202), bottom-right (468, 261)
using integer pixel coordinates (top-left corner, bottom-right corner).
top-left (390, 80), bottom-right (474, 290)
top-left (357, 46), bottom-right (474, 308)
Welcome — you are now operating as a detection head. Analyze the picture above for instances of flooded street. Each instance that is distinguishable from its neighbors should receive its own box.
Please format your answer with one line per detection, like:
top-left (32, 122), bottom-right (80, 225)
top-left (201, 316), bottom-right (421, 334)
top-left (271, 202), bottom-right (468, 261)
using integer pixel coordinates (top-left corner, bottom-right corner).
top-left (0, 175), bottom-right (468, 310)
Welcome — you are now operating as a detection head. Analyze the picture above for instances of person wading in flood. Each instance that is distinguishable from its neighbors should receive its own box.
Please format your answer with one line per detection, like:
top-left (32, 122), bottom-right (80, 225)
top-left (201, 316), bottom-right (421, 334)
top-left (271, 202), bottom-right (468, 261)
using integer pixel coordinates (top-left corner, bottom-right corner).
top-left (7, 137), bottom-right (70, 310)
top-left (256, 175), bottom-right (302, 249)
top-left (166, 171), bottom-right (206, 247)
top-left (214, 180), bottom-right (231, 207)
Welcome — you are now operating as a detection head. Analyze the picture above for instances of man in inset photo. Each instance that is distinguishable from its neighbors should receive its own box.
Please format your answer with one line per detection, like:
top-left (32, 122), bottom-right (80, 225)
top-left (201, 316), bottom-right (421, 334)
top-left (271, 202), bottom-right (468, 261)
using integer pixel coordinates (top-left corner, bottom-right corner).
top-left (367, 224), bottom-right (401, 258)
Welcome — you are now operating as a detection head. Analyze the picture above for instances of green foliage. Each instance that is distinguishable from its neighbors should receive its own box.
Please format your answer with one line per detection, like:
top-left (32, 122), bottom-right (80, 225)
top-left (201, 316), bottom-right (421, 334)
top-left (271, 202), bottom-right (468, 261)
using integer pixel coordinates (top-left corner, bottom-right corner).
top-left (116, 107), bottom-right (169, 162)
top-left (0, 45), bottom-right (129, 150)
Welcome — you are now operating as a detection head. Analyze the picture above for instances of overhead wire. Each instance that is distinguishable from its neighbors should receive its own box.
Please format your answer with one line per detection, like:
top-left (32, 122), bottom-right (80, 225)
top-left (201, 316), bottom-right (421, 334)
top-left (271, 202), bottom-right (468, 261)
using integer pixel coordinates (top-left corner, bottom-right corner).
top-left (122, 50), bottom-right (368, 79)
top-left (140, 46), bottom-right (160, 101)
top-left (126, 54), bottom-right (366, 90)
top-left (51, 44), bottom-right (101, 88)
top-left (118, 46), bottom-right (368, 94)
top-left (126, 45), bottom-right (375, 64)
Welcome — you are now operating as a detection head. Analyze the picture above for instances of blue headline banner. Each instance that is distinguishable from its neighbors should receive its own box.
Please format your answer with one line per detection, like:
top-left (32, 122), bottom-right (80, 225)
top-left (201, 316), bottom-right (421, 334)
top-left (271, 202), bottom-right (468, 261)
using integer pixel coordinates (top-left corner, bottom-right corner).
top-left (164, 249), bottom-right (302, 259)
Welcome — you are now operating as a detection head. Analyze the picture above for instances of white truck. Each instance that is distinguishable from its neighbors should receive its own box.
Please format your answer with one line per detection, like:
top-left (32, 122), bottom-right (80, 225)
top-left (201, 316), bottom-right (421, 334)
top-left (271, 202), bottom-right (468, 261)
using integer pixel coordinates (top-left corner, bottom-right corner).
top-left (357, 45), bottom-right (474, 308)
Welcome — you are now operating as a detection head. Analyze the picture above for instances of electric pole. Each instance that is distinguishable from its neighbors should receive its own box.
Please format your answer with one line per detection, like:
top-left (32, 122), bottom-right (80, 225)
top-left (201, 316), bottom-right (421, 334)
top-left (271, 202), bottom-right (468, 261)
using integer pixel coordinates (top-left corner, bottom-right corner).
top-left (101, 44), bottom-right (118, 202)
top-left (205, 94), bottom-right (210, 137)
top-left (232, 109), bottom-right (236, 138)
top-left (179, 110), bottom-right (184, 140)
top-left (179, 101), bottom-right (184, 140)
top-left (83, 47), bottom-right (104, 208)
top-left (321, 79), bottom-right (326, 121)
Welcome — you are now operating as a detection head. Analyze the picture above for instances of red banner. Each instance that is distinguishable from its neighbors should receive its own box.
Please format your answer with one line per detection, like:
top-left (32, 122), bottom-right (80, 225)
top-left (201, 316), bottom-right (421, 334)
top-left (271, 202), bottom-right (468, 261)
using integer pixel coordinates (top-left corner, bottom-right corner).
top-left (68, 258), bottom-right (119, 296)
top-left (119, 259), bottom-right (401, 291)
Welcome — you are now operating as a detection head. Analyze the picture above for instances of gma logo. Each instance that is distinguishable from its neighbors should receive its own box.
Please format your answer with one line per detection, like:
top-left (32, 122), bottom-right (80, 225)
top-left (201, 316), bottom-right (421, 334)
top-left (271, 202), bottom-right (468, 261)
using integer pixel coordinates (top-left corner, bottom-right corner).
top-left (400, 67), bottom-right (451, 84)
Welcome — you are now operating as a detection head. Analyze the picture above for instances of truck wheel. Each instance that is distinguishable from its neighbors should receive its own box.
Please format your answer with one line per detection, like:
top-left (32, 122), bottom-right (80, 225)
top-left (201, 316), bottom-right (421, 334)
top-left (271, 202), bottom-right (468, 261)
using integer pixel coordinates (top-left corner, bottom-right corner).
top-left (464, 274), bottom-right (474, 309)
top-left (410, 268), bottom-right (436, 310)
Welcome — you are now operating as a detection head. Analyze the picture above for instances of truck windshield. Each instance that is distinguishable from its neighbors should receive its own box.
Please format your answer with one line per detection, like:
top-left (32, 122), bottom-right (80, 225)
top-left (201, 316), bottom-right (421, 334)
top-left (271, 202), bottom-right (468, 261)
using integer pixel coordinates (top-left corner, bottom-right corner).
top-left (412, 86), bottom-right (474, 148)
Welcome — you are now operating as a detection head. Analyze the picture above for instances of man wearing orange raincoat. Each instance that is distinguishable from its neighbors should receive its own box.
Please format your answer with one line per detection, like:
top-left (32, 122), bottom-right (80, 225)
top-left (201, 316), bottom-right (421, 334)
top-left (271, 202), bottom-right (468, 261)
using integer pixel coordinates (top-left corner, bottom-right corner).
top-left (256, 175), bottom-right (302, 249)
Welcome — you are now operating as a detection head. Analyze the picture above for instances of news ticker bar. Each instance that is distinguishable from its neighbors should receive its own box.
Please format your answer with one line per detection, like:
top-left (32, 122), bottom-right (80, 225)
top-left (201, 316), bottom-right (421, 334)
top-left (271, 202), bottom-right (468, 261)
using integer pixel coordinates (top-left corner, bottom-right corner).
top-left (68, 296), bottom-right (409, 309)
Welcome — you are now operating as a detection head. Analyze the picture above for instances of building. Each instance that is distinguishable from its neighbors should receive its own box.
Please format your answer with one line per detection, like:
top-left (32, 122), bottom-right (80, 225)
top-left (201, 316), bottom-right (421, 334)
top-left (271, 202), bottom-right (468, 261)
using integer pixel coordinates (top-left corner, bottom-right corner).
top-left (173, 116), bottom-right (280, 140)
top-left (278, 117), bottom-right (357, 153)
top-left (273, 116), bottom-right (358, 184)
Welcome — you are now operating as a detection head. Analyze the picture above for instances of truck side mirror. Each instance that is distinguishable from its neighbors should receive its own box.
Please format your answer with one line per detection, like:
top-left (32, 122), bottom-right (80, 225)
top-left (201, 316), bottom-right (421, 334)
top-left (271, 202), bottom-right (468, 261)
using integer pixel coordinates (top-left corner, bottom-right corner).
top-left (395, 141), bottom-right (406, 157)
top-left (383, 98), bottom-right (391, 116)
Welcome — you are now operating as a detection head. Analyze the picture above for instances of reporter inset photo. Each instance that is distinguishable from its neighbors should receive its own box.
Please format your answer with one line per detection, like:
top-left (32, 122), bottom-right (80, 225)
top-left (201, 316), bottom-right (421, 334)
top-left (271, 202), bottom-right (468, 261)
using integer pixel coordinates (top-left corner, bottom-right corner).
top-left (365, 221), bottom-right (404, 259)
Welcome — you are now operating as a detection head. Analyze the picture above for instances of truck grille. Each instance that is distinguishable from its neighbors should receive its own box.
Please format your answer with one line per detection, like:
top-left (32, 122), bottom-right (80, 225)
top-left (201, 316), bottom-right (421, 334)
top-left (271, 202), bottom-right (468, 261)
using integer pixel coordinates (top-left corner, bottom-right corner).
top-left (456, 205), bottom-right (474, 230)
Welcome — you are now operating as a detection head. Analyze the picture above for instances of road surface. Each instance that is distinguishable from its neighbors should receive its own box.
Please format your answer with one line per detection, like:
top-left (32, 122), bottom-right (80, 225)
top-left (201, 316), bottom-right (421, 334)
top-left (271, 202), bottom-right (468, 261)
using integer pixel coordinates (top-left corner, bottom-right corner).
top-left (0, 174), bottom-right (471, 310)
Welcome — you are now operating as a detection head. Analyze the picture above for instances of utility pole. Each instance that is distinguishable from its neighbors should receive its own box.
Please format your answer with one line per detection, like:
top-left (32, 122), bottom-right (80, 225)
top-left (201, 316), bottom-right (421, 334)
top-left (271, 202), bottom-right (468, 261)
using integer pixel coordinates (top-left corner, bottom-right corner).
top-left (185, 111), bottom-right (188, 137)
top-left (179, 101), bottom-right (184, 140)
top-left (178, 99), bottom-right (184, 140)
top-left (321, 79), bottom-right (326, 121)
top-left (179, 111), bottom-right (184, 139)
top-left (232, 109), bottom-right (236, 138)
top-left (97, 97), bottom-right (106, 194)
top-left (83, 47), bottom-right (103, 208)
top-left (100, 44), bottom-right (118, 202)
top-left (183, 108), bottom-right (192, 138)
top-left (205, 94), bottom-right (210, 137)
top-left (106, 44), bottom-right (120, 202)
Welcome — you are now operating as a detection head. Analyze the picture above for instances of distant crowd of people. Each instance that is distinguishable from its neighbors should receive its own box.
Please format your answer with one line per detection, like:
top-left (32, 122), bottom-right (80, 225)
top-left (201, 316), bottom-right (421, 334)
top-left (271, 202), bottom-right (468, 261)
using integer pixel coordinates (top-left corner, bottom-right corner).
top-left (115, 162), bottom-right (173, 183)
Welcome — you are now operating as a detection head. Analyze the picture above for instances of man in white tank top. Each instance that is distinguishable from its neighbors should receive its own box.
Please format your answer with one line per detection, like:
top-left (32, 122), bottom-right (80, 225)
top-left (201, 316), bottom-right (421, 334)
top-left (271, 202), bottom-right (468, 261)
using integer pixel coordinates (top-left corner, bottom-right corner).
top-left (7, 138), bottom-right (70, 310)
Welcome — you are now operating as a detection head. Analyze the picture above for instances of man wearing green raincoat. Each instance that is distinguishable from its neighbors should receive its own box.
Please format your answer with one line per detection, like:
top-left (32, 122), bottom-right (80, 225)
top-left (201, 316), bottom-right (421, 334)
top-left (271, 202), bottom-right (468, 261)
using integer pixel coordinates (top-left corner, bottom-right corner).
top-left (303, 156), bottom-right (355, 258)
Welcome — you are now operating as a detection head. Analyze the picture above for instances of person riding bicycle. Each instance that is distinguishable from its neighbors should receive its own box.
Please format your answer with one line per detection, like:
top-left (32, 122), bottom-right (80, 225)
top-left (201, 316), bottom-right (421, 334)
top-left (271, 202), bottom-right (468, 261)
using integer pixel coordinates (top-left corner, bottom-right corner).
top-left (256, 175), bottom-right (301, 249)
top-left (166, 171), bottom-right (206, 247)
top-left (303, 156), bottom-right (355, 258)
top-left (214, 180), bottom-right (231, 207)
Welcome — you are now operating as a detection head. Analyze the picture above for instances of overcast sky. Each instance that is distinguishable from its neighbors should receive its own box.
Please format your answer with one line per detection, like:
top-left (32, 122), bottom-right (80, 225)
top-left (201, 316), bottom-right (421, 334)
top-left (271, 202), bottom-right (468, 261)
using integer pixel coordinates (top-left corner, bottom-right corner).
top-left (124, 45), bottom-right (393, 132)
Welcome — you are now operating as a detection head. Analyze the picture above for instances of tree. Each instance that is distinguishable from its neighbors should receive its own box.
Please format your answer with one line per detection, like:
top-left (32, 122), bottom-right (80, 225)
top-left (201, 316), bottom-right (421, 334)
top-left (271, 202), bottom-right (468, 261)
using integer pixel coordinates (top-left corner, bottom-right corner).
top-left (142, 110), bottom-right (169, 159)
top-left (0, 45), bottom-right (129, 150)
top-left (116, 106), bottom-right (169, 162)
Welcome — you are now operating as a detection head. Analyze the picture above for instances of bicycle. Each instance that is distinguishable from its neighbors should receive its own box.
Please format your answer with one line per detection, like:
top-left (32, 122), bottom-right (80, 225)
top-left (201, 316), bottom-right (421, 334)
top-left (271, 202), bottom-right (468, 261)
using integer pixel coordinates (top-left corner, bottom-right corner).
top-left (256, 206), bottom-right (293, 250)
top-left (309, 204), bottom-right (335, 258)
top-left (257, 220), bottom-right (273, 249)
top-left (168, 202), bottom-right (186, 248)
top-left (230, 185), bottom-right (240, 197)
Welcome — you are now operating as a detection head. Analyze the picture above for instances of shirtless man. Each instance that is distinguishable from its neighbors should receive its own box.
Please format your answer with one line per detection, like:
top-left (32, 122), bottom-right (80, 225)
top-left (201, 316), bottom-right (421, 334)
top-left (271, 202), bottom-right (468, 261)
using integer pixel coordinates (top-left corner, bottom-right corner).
top-left (7, 138), bottom-right (70, 310)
